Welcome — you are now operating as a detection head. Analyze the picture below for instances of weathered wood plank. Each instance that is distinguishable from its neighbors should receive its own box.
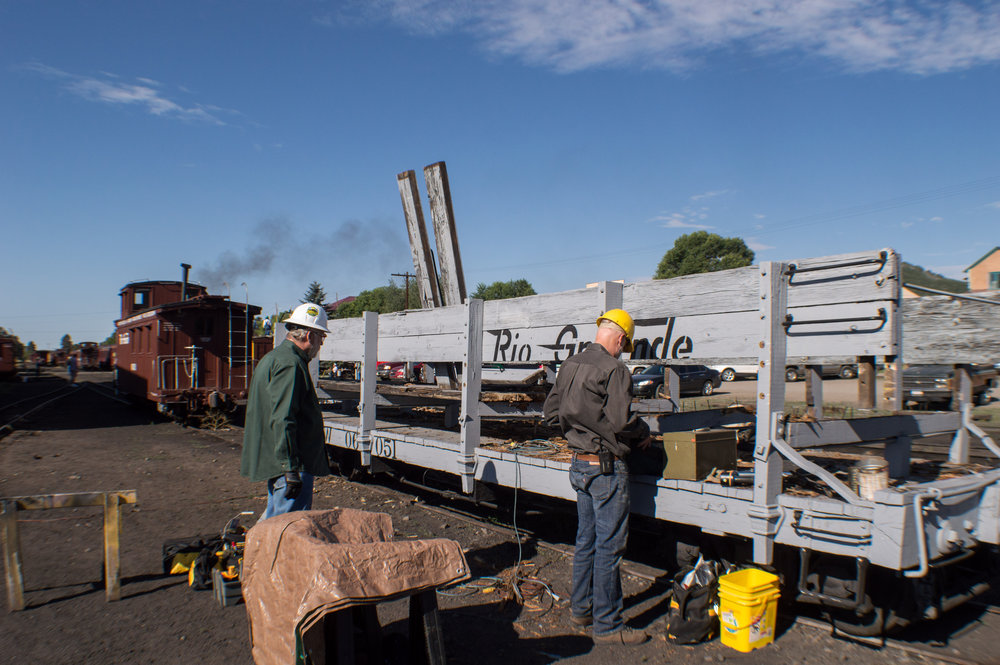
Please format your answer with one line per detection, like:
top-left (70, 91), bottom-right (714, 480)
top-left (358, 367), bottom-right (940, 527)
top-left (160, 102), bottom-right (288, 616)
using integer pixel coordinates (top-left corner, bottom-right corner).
top-left (319, 249), bottom-right (900, 363)
top-left (397, 170), bottom-right (441, 308)
top-left (424, 162), bottom-right (466, 307)
top-left (624, 248), bottom-right (898, 317)
top-left (8, 490), bottom-right (137, 510)
top-left (103, 493), bottom-right (122, 602)
top-left (902, 292), bottom-right (1000, 364)
top-left (460, 300), bottom-right (483, 493)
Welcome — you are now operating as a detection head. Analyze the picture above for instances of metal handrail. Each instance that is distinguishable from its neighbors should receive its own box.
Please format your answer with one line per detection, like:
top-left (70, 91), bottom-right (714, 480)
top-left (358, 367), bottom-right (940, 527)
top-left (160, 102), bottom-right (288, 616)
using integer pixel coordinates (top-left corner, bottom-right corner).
top-left (782, 307), bottom-right (887, 330)
top-left (786, 250), bottom-right (888, 276)
top-left (902, 283), bottom-right (1000, 305)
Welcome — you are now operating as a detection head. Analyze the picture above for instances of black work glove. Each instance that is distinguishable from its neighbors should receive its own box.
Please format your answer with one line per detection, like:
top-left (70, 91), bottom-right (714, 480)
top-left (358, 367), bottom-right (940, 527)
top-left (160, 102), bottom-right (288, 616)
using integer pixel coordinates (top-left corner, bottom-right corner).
top-left (282, 471), bottom-right (303, 500)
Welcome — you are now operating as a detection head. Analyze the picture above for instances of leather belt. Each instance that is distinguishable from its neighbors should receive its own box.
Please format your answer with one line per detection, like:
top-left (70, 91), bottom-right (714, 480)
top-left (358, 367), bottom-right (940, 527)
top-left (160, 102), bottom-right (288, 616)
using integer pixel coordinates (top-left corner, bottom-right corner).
top-left (572, 452), bottom-right (618, 464)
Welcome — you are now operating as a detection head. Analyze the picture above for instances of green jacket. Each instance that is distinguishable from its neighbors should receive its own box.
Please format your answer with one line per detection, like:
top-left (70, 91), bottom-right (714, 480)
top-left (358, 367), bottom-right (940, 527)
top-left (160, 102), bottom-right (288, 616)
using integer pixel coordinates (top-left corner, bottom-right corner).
top-left (240, 340), bottom-right (328, 482)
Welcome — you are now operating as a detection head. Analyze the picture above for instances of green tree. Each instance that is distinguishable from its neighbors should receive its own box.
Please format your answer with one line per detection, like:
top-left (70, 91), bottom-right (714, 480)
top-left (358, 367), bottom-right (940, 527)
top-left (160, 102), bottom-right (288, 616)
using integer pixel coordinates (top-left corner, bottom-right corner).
top-left (654, 231), bottom-right (755, 279)
top-left (333, 282), bottom-right (409, 319)
top-left (471, 279), bottom-right (536, 301)
top-left (101, 331), bottom-right (117, 346)
top-left (26, 341), bottom-right (37, 360)
top-left (60, 334), bottom-right (74, 352)
top-left (901, 262), bottom-right (967, 294)
top-left (301, 281), bottom-right (328, 305)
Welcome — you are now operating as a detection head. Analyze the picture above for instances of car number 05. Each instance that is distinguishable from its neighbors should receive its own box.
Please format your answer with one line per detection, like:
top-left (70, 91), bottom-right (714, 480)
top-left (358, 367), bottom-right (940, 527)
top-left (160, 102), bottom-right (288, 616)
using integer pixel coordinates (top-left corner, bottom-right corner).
top-left (373, 436), bottom-right (396, 459)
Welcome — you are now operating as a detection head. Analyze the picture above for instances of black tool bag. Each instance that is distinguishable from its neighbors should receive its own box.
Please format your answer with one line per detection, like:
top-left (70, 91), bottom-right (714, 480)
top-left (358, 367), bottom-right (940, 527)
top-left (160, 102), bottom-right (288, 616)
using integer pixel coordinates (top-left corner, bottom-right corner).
top-left (161, 535), bottom-right (222, 577)
top-left (666, 560), bottom-right (720, 644)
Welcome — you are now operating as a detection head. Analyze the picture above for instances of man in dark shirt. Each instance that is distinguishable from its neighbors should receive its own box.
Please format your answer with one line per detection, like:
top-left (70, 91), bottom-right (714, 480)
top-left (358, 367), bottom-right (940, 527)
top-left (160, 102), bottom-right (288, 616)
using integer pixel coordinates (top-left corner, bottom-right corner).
top-left (543, 308), bottom-right (652, 645)
top-left (241, 302), bottom-right (331, 520)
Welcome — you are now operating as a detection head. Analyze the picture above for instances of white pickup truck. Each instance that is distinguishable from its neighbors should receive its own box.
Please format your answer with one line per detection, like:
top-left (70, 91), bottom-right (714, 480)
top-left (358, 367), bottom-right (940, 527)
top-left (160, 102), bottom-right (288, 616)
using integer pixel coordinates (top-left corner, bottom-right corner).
top-left (709, 364), bottom-right (758, 382)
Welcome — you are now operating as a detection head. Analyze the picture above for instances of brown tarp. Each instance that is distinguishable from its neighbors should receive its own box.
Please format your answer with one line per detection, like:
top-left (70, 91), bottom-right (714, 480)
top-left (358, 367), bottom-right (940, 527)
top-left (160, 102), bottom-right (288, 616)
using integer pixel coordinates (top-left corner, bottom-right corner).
top-left (242, 508), bottom-right (470, 665)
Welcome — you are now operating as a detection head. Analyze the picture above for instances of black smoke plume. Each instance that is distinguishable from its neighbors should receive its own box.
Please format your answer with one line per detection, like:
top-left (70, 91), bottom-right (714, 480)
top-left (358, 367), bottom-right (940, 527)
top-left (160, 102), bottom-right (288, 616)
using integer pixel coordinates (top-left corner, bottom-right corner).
top-left (197, 216), bottom-right (409, 297)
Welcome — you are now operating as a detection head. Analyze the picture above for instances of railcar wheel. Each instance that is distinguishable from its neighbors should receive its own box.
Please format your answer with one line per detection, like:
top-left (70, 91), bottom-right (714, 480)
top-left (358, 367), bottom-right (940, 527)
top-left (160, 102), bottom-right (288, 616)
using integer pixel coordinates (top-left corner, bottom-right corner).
top-left (823, 600), bottom-right (907, 637)
top-left (720, 368), bottom-right (736, 382)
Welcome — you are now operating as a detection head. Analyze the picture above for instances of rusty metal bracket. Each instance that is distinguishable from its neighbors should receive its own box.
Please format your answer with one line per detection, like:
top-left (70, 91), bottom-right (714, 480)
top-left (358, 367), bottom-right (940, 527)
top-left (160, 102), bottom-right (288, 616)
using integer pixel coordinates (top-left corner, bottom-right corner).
top-left (796, 549), bottom-right (871, 612)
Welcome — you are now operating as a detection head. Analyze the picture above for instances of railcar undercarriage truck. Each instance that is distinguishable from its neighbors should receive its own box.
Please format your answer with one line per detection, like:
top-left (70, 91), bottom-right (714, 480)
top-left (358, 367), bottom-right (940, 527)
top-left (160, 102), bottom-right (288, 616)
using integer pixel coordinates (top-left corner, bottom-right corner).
top-left (308, 248), bottom-right (1000, 635)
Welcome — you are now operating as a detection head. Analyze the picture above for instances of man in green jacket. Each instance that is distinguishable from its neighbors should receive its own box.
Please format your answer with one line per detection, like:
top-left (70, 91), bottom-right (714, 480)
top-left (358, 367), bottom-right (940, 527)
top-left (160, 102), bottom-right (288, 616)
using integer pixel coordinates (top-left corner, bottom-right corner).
top-left (241, 302), bottom-right (331, 519)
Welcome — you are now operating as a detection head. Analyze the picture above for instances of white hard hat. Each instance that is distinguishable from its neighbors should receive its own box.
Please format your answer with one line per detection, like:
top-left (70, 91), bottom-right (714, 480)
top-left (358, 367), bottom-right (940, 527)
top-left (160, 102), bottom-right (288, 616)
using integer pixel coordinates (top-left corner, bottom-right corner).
top-left (282, 302), bottom-right (331, 334)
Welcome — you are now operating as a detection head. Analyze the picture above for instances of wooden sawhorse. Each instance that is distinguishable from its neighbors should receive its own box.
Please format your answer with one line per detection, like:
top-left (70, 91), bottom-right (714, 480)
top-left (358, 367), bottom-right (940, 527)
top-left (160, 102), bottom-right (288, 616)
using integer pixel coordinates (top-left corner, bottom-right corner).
top-left (1, 490), bottom-right (137, 611)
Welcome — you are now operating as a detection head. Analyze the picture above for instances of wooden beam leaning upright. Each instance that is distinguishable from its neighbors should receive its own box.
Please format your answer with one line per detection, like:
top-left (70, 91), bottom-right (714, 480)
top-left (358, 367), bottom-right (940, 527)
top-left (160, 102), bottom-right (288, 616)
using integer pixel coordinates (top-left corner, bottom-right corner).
top-left (423, 162), bottom-right (466, 307)
top-left (397, 170), bottom-right (441, 309)
top-left (1, 490), bottom-right (137, 611)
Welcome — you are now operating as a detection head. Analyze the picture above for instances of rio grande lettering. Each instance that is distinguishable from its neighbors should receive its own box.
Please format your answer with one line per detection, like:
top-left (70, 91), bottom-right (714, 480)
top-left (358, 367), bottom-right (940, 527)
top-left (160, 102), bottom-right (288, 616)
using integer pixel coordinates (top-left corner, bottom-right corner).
top-left (489, 317), bottom-right (694, 363)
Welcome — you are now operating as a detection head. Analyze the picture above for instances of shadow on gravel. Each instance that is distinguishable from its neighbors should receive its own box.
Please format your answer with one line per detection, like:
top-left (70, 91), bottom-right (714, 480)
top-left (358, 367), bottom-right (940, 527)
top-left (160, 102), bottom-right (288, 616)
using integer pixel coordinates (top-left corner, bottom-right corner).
top-left (382, 604), bottom-right (595, 665)
top-left (887, 601), bottom-right (990, 648)
top-left (21, 573), bottom-right (186, 610)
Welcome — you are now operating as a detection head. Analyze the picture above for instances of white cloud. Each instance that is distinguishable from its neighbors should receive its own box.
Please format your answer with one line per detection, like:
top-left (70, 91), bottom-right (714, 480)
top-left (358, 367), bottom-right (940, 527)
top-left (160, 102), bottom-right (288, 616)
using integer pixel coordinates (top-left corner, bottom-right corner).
top-left (746, 237), bottom-right (775, 252)
top-left (690, 189), bottom-right (728, 201)
top-left (988, 201), bottom-right (1000, 209)
top-left (369, 1), bottom-right (1000, 74)
top-left (649, 189), bottom-right (730, 229)
top-left (652, 211), bottom-right (712, 229)
top-left (21, 62), bottom-right (234, 125)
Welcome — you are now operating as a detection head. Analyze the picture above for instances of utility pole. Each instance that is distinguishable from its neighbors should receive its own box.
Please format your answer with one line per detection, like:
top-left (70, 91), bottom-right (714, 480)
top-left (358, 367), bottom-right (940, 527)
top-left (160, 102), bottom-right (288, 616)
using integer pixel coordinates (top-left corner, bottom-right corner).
top-left (391, 272), bottom-right (415, 310)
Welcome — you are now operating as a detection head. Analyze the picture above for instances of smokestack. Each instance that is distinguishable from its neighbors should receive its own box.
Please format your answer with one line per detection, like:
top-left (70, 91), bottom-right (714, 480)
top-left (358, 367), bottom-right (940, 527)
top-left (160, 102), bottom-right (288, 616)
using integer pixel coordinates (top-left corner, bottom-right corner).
top-left (180, 263), bottom-right (192, 301)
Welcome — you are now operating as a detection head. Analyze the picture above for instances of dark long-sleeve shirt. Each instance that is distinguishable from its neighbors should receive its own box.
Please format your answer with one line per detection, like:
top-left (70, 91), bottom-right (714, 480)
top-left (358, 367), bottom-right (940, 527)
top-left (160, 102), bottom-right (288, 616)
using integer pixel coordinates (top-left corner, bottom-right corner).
top-left (240, 340), bottom-right (328, 482)
top-left (542, 343), bottom-right (649, 458)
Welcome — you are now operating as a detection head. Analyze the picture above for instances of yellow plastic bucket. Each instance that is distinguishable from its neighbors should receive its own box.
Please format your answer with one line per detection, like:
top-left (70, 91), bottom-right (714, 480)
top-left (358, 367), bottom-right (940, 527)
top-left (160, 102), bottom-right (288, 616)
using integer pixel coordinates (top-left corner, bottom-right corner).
top-left (717, 568), bottom-right (780, 652)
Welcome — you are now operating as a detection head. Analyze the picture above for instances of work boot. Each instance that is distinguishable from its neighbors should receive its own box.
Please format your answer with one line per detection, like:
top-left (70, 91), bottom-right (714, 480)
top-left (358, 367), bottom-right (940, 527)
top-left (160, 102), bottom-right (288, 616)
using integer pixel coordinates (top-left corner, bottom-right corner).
top-left (570, 613), bottom-right (593, 627)
top-left (593, 628), bottom-right (649, 645)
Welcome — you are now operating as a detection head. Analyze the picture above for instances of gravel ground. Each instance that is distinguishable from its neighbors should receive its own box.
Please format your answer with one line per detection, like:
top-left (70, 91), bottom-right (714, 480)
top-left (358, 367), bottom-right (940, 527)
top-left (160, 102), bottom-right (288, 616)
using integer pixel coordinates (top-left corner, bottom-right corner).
top-left (1, 373), bottom-right (996, 664)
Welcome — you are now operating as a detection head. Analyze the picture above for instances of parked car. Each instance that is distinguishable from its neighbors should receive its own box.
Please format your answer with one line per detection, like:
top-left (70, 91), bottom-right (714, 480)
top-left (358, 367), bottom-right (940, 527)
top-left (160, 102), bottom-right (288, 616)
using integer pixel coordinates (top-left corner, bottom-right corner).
top-left (631, 365), bottom-right (721, 398)
top-left (903, 365), bottom-right (996, 409)
top-left (710, 364), bottom-right (758, 382)
top-left (785, 363), bottom-right (859, 381)
top-left (377, 361), bottom-right (430, 383)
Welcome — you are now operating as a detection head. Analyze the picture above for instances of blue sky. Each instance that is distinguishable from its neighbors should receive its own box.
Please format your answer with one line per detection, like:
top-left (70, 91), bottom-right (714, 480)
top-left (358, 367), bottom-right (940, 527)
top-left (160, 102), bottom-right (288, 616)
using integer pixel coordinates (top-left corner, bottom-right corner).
top-left (2, 1), bottom-right (999, 349)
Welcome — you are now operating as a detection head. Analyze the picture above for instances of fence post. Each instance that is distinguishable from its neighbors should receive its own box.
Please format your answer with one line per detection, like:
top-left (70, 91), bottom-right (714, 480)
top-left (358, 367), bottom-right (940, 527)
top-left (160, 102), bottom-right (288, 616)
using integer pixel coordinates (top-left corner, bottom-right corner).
top-left (2, 499), bottom-right (25, 611)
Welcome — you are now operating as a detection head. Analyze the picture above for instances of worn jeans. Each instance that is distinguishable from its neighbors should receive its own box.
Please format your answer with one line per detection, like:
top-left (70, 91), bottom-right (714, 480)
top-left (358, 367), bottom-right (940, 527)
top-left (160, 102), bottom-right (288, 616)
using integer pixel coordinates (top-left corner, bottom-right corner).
top-left (262, 472), bottom-right (315, 520)
top-left (569, 457), bottom-right (630, 636)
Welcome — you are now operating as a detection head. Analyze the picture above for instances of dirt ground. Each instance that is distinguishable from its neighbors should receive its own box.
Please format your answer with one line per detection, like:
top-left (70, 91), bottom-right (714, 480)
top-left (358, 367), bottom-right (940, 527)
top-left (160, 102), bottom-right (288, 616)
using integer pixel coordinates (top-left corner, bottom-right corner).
top-left (2, 372), bottom-right (999, 664)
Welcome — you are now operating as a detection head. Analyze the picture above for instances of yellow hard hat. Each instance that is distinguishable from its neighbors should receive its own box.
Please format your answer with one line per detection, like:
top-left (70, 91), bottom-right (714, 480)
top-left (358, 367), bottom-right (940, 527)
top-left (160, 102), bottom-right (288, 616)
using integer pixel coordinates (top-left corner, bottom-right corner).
top-left (596, 308), bottom-right (635, 353)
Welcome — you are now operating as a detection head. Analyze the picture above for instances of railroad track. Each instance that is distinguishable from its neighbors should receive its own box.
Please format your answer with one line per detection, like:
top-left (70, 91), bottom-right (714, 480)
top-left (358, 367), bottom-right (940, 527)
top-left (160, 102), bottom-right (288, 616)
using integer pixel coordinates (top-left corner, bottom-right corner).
top-left (791, 615), bottom-right (990, 665)
top-left (0, 379), bottom-right (127, 437)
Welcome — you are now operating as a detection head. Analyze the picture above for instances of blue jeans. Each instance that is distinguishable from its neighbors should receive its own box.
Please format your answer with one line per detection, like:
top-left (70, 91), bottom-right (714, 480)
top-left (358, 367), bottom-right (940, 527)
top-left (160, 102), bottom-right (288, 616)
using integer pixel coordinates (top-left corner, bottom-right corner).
top-left (569, 457), bottom-right (630, 636)
top-left (262, 472), bottom-right (315, 520)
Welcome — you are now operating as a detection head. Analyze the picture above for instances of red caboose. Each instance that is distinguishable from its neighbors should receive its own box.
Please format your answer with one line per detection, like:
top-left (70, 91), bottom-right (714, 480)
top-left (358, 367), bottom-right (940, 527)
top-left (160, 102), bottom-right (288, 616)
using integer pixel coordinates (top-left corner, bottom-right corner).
top-left (97, 344), bottom-right (115, 370)
top-left (0, 337), bottom-right (16, 376)
top-left (75, 342), bottom-right (101, 370)
top-left (114, 273), bottom-right (263, 416)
